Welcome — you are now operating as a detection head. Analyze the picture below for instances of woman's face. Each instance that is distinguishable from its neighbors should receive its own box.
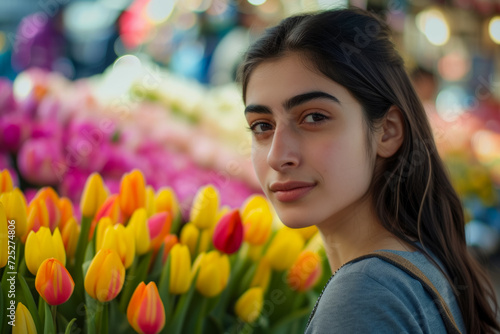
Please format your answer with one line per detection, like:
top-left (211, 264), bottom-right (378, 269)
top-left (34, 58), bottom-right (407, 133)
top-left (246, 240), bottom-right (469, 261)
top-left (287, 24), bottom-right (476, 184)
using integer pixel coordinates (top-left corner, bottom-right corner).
top-left (244, 54), bottom-right (377, 229)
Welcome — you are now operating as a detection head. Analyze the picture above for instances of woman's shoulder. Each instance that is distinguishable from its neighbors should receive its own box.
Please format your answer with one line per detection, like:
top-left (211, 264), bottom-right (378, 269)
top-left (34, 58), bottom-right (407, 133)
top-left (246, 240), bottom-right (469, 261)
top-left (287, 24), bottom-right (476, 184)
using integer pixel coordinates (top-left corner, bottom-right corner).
top-left (305, 249), bottom-right (466, 333)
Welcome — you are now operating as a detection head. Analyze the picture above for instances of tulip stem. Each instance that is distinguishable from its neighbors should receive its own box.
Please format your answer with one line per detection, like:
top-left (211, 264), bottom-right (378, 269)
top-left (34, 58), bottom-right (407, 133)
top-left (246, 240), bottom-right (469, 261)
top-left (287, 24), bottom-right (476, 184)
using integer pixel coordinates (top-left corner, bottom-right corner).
top-left (72, 216), bottom-right (93, 299)
top-left (96, 302), bottom-right (108, 334)
top-left (51, 305), bottom-right (57, 332)
top-left (194, 297), bottom-right (209, 334)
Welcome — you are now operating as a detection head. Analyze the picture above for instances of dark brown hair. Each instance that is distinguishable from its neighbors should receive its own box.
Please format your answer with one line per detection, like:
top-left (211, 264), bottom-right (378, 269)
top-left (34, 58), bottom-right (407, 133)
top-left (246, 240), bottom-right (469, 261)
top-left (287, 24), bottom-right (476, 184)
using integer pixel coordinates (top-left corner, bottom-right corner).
top-left (238, 7), bottom-right (499, 333)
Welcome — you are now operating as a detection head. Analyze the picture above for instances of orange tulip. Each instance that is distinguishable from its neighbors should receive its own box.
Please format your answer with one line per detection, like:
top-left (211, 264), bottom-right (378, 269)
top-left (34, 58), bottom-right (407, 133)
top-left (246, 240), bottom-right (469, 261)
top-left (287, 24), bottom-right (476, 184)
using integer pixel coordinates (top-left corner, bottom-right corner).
top-left (119, 169), bottom-right (146, 218)
top-left (32, 187), bottom-right (60, 231)
top-left (147, 212), bottom-right (171, 251)
top-left (61, 217), bottom-right (80, 259)
top-left (35, 258), bottom-right (74, 305)
top-left (0, 169), bottom-right (14, 194)
top-left (127, 282), bottom-right (165, 334)
top-left (88, 194), bottom-right (123, 241)
top-left (287, 250), bottom-right (323, 292)
top-left (84, 249), bottom-right (125, 302)
top-left (24, 198), bottom-right (49, 242)
top-left (58, 197), bottom-right (74, 231)
top-left (161, 234), bottom-right (178, 265)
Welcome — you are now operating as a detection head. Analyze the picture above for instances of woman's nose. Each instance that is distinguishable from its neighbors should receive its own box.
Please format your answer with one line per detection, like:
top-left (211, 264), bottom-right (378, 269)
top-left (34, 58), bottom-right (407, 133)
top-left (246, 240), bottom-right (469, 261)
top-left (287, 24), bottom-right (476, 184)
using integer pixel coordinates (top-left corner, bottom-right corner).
top-left (266, 126), bottom-right (301, 171)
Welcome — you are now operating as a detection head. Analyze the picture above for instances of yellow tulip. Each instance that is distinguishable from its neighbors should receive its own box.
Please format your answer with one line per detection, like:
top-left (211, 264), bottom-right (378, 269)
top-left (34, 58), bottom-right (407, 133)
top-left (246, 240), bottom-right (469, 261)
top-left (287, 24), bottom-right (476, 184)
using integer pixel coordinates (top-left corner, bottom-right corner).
top-left (98, 224), bottom-right (135, 269)
top-left (189, 185), bottom-right (219, 230)
top-left (61, 217), bottom-right (80, 259)
top-left (0, 169), bottom-right (14, 194)
top-left (296, 225), bottom-right (318, 241)
top-left (192, 251), bottom-right (230, 297)
top-left (0, 190), bottom-right (27, 238)
top-left (145, 186), bottom-right (156, 217)
top-left (13, 302), bottom-right (37, 334)
top-left (80, 173), bottom-right (108, 218)
top-left (169, 244), bottom-right (191, 294)
top-left (95, 217), bottom-right (113, 251)
top-left (155, 187), bottom-right (180, 218)
top-left (235, 287), bottom-right (264, 323)
top-left (119, 169), bottom-right (146, 218)
top-left (241, 195), bottom-right (270, 220)
top-left (180, 222), bottom-right (199, 256)
top-left (35, 258), bottom-right (74, 305)
top-left (241, 195), bottom-right (273, 245)
top-left (127, 282), bottom-right (165, 334)
top-left (265, 228), bottom-right (304, 271)
top-left (287, 250), bottom-right (323, 292)
top-left (25, 227), bottom-right (66, 275)
top-left (250, 258), bottom-right (271, 291)
top-left (0, 202), bottom-right (7, 268)
top-left (85, 249), bottom-right (125, 302)
top-left (126, 208), bottom-right (150, 255)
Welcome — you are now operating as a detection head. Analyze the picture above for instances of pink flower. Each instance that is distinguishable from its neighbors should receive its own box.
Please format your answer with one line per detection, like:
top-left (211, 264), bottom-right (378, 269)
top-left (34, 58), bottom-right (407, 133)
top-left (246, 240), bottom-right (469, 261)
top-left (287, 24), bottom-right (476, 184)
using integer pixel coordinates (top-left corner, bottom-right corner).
top-left (0, 113), bottom-right (32, 152)
top-left (18, 137), bottom-right (64, 185)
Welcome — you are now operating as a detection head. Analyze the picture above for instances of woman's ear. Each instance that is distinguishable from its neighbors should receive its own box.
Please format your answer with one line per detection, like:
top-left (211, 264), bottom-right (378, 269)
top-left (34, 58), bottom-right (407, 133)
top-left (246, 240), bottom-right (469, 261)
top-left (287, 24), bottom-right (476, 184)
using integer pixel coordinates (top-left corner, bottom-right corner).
top-left (376, 106), bottom-right (405, 158)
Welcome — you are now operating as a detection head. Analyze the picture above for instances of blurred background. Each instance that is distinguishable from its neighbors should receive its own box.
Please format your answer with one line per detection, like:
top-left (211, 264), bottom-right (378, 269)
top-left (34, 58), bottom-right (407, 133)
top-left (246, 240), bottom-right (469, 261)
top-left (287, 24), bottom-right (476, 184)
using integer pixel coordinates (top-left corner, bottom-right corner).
top-left (0, 0), bottom-right (499, 293)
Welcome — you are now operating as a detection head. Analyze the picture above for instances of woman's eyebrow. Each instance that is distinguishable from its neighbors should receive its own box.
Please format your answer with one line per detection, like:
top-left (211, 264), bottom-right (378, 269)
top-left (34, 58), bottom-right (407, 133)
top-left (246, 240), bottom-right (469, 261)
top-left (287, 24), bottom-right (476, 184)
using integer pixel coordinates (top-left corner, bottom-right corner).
top-left (244, 91), bottom-right (341, 115)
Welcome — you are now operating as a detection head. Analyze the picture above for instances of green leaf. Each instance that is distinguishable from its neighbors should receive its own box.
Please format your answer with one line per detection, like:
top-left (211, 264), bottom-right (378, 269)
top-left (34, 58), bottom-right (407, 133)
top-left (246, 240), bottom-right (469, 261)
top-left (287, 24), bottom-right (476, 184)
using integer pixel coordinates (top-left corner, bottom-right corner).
top-left (85, 304), bottom-right (96, 334)
top-left (119, 251), bottom-right (152, 313)
top-left (18, 274), bottom-right (42, 333)
top-left (167, 269), bottom-right (200, 334)
top-left (65, 318), bottom-right (77, 334)
top-left (158, 252), bottom-right (173, 325)
top-left (43, 301), bottom-right (55, 334)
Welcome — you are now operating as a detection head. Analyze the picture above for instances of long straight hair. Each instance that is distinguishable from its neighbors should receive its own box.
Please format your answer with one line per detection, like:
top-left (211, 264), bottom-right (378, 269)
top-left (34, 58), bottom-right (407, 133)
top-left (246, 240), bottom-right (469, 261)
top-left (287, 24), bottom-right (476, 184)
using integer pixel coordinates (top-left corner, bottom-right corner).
top-left (238, 8), bottom-right (499, 333)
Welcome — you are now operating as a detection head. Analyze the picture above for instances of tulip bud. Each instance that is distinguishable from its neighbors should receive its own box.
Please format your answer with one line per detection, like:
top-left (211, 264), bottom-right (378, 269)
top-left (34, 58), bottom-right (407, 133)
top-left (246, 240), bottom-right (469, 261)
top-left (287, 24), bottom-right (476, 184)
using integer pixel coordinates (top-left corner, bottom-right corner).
top-left (127, 208), bottom-right (150, 255)
top-left (147, 212), bottom-right (171, 252)
top-left (98, 224), bottom-right (135, 269)
top-left (35, 258), bottom-right (74, 305)
top-left (0, 202), bottom-right (7, 268)
top-left (61, 217), bottom-right (80, 259)
top-left (234, 287), bottom-right (264, 323)
top-left (265, 228), bottom-right (304, 271)
top-left (32, 187), bottom-right (60, 232)
top-left (287, 250), bottom-right (323, 292)
top-left (13, 302), bottom-right (37, 334)
top-left (180, 222), bottom-right (199, 256)
top-left (145, 186), bottom-right (156, 217)
top-left (89, 194), bottom-right (122, 241)
top-left (169, 244), bottom-right (191, 294)
top-left (190, 185), bottom-right (219, 230)
top-left (0, 169), bottom-right (14, 194)
top-left (212, 209), bottom-right (243, 255)
top-left (58, 197), bottom-right (74, 231)
top-left (119, 169), bottom-right (146, 218)
top-left (0, 190), bottom-right (27, 238)
top-left (161, 234), bottom-right (178, 265)
top-left (24, 198), bottom-right (49, 242)
top-left (242, 208), bottom-right (272, 246)
top-left (155, 187), bottom-right (180, 218)
top-left (25, 227), bottom-right (66, 275)
top-left (127, 282), bottom-right (165, 334)
top-left (193, 251), bottom-right (230, 297)
top-left (80, 173), bottom-right (108, 218)
top-left (85, 249), bottom-right (125, 302)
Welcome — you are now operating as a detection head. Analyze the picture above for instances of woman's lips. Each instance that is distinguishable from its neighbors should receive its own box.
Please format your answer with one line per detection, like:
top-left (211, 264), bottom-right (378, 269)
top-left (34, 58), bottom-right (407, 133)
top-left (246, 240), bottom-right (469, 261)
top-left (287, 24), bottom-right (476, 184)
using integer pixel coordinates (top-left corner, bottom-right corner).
top-left (269, 182), bottom-right (316, 202)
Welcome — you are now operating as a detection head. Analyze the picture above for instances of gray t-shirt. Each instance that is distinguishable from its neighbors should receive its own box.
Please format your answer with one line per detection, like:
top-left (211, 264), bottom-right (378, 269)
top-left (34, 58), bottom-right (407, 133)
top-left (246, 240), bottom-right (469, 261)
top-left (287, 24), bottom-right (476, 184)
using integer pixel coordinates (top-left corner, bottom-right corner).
top-left (305, 248), bottom-right (466, 333)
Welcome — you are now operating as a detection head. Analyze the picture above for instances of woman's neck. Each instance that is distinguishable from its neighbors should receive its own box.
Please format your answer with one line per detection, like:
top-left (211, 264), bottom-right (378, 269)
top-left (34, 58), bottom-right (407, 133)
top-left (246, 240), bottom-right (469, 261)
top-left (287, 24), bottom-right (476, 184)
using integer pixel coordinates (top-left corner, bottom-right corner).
top-left (316, 196), bottom-right (413, 273)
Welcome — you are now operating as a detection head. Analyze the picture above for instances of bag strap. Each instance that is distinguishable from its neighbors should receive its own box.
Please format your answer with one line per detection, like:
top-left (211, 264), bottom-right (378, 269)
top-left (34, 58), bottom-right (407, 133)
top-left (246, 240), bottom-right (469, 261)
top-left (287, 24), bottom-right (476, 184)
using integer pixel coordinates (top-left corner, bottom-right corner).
top-left (353, 251), bottom-right (462, 334)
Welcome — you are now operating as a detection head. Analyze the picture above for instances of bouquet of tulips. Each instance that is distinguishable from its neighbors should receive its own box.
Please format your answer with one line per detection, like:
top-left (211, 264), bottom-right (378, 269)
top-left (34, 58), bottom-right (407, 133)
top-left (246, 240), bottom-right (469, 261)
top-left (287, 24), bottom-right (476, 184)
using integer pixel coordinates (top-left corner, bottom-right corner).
top-left (0, 168), bottom-right (327, 334)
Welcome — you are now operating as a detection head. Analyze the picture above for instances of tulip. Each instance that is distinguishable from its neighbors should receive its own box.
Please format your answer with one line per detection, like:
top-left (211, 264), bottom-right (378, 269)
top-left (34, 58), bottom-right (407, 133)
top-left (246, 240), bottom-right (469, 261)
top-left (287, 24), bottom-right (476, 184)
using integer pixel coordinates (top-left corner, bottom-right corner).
top-left (145, 186), bottom-right (155, 217)
top-left (180, 222), bottom-right (199, 256)
top-left (169, 244), bottom-right (191, 294)
top-left (13, 302), bottom-right (37, 334)
top-left (61, 217), bottom-right (80, 259)
top-left (95, 217), bottom-right (113, 251)
top-left (296, 225), bottom-right (319, 241)
top-left (127, 282), bottom-right (165, 334)
top-left (0, 113), bottom-right (31, 152)
top-left (35, 258), bottom-right (74, 305)
top-left (213, 209), bottom-right (243, 254)
top-left (287, 250), bottom-right (323, 292)
top-left (89, 194), bottom-right (123, 241)
top-left (17, 137), bottom-right (64, 185)
top-left (0, 169), bottom-right (14, 194)
top-left (199, 228), bottom-right (213, 254)
top-left (58, 197), bottom-right (74, 230)
top-left (0, 202), bottom-right (7, 268)
top-left (193, 251), bottom-right (230, 297)
top-left (147, 212), bottom-right (171, 252)
top-left (127, 208), bottom-right (150, 255)
top-left (189, 185), bottom-right (219, 230)
top-left (242, 208), bottom-right (272, 246)
top-left (265, 228), bottom-right (304, 271)
top-left (119, 169), bottom-right (146, 218)
top-left (80, 173), bottom-right (108, 219)
top-left (32, 187), bottom-right (61, 232)
top-left (98, 224), bottom-right (136, 269)
top-left (0, 190), bottom-right (27, 238)
top-left (155, 187), bottom-right (180, 218)
top-left (234, 287), bottom-right (264, 323)
top-left (241, 195), bottom-right (270, 221)
top-left (25, 227), bottom-right (66, 275)
top-left (24, 198), bottom-right (49, 242)
top-left (85, 249), bottom-right (125, 302)
top-left (161, 234), bottom-right (178, 265)
top-left (250, 258), bottom-right (271, 291)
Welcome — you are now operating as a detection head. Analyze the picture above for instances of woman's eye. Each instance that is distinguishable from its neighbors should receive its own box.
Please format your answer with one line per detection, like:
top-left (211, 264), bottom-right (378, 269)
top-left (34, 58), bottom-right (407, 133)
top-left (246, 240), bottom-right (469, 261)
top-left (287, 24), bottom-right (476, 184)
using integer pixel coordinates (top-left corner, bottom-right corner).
top-left (303, 113), bottom-right (328, 123)
top-left (249, 122), bottom-right (273, 134)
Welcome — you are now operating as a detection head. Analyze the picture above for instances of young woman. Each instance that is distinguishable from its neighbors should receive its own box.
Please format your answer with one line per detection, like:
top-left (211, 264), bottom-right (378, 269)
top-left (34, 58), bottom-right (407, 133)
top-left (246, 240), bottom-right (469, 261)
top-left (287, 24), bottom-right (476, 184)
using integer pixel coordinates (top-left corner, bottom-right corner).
top-left (239, 8), bottom-right (499, 333)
